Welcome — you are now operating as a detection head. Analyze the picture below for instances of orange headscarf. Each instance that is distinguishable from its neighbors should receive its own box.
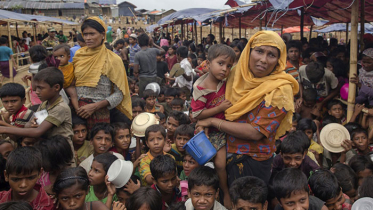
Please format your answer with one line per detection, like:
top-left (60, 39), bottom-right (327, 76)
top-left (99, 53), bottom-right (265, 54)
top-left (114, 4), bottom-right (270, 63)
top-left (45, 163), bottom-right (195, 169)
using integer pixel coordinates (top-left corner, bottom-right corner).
top-left (225, 31), bottom-right (299, 138)
top-left (73, 16), bottom-right (132, 120)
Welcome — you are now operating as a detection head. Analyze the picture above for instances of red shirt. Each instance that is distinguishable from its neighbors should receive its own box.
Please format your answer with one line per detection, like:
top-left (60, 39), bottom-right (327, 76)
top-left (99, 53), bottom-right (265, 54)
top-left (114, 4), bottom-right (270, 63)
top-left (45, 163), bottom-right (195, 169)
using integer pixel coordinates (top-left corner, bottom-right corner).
top-left (166, 55), bottom-right (178, 71)
top-left (9, 105), bottom-right (34, 128)
top-left (151, 184), bottom-right (181, 210)
top-left (0, 184), bottom-right (55, 210)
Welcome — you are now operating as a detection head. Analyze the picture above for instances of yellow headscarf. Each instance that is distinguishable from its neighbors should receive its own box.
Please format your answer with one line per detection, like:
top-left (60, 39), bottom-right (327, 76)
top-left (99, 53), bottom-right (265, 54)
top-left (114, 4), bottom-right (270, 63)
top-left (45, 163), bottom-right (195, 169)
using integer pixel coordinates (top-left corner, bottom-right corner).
top-left (225, 31), bottom-right (299, 138)
top-left (73, 16), bottom-right (132, 120)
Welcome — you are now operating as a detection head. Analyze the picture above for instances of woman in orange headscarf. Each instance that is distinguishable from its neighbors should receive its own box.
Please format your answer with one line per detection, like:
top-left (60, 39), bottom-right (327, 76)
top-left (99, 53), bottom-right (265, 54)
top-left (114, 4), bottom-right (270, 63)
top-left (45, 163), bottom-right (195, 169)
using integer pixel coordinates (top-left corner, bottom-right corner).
top-left (196, 31), bottom-right (299, 185)
top-left (73, 17), bottom-right (132, 130)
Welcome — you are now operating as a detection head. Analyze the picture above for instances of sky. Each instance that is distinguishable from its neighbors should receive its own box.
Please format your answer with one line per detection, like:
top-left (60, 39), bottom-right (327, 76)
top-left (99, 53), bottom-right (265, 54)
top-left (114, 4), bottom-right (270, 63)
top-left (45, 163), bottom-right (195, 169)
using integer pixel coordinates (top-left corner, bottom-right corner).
top-left (117, 0), bottom-right (240, 11)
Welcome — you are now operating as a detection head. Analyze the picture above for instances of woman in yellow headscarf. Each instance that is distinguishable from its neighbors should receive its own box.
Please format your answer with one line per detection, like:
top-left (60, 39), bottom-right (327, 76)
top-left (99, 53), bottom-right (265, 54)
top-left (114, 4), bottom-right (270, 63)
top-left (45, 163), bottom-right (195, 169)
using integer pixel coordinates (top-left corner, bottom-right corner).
top-left (73, 17), bottom-right (132, 131)
top-left (196, 31), bottom-right (299, 185)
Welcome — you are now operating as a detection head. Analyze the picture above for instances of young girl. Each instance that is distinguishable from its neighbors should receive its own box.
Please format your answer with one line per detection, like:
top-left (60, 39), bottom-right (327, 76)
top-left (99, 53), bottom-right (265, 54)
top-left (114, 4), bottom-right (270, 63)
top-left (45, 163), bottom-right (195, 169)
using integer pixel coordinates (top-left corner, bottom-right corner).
top-left (86, 153), bottom-right (118, 209)
top-left (125, 187), bottom-right (163, 210)
top-left (35, 135), bottom-right (74, 197)
top-left (53, 167), bottom-right (108, 210)
top-left (166, 46), bottom-right (178, 70)
top-left (109, 123), bottom-right (132, 160)
top-left (132, 98), bottom-right (145, 119)
top-left (230, 40), bottom-right (244, 66)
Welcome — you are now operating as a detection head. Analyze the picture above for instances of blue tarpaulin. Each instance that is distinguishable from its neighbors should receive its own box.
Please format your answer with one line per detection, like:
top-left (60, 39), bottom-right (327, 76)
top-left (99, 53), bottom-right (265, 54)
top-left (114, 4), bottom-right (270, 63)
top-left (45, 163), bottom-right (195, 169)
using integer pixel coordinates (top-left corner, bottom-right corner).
top-left (157, 8), bottom-right (218, 25)
top-left (0, 9), bottom-right (77, 25)
top-left (315, 23), bottom-right (373, 33)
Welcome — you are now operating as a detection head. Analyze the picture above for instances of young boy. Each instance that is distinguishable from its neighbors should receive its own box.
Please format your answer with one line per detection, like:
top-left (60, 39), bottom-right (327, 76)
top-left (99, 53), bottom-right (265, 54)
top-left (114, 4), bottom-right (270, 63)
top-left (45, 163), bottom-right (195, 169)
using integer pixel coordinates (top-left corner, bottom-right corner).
top-left (309, 169), bottom-right (348, 210)
top-left (273, 168), bottom-right (327, 210)
top-left (0, 67), bottom-right (76, 166)
top-left (79, 123), bottom-right (124, 173)
top-left (299, 61), bottom-right (339, 112)
top-left (351, 127), bottom-right (373, 155)
top-left (229, 176), bottom-right (268, 210)
top-left (295, 88), bottom-right (318, 119)
top-left (186, 166), bottom-right (227, 210)
top-left (0, 147), bottom-right (55, 209)
top-left (327, 100), bottom-right (346, 124)
top-left (72, 116), bottom-right (93, 165)
top-left (52, 44), bottom-right (79, 111)
top-left (169, 124), bottom-right (194, 175)
top-left (160, 87), bottom-right (180, 116)
top-left (143, 89), bottom-right (164, 113)
top-left (297, 118), bottom-right (323, 165)
top-left (171, 98), bottom-right (184, 112)
top-left (0, 83), bottom-right (34, 130)
top-left (173, 47), bottom-right (193, 100)
top-left (150, 155), bottom-right (181, 210)
top-left (180, 152), bottom-right (200, 181)
top-left (285, 40), bottom-right (303, 81)
top-left (139, 124), bottom-right (172, 186)
top-left (271, 131), bottom-right (320, 179)
top-left (166, 111), bottom-right (190, 142)
top-left (191, 44), bottom-right (236, 208)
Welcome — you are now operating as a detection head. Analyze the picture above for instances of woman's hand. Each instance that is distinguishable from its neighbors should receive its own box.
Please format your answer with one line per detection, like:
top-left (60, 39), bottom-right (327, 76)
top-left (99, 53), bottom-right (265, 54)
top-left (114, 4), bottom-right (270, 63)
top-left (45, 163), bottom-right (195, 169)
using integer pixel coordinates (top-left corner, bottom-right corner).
top-left (77, 103), bottom-right (97, 119)
top-left (105, 175), bottom-right (116, 196)
top-left (112, 201), bottom-right (126, 210)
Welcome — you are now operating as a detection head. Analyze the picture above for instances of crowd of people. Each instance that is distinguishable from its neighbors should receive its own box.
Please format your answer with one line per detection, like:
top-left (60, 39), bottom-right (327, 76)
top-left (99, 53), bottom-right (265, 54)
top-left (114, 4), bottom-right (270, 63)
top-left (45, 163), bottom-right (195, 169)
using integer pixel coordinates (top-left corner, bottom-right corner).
top-left (0, 14), bottom-right (373, 210)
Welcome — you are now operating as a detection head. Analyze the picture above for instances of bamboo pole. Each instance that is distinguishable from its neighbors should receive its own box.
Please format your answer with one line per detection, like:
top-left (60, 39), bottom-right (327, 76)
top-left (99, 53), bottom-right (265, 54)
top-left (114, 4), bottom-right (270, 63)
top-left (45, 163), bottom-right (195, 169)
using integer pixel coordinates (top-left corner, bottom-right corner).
top-left (7, 22), bottom-right (14, 82)
top-left (210, 22), bottom-right (212, 34)
top-left (346, 23), bottom-right (349, 42)
top-left (244, 28), bottom-right (247, 38)
top-left (231, 27), bottom-right (234, 40)
top-left (239, 17), bottom-right (241, 38)
top-left (181, 21), bottom-right (184, 40)
top-left (309, 25), bottom-right (313, 41)
top-left (281, 25), bottom-right (284, 36)
top-left (33, 23), bottom-right (37, 46)
top-left (360, 0), bottom-right (365, 51)
top-left (300, 7), bottom-right (304, 39)
top-left (16, 23), bottom-right (19, 38)
top-left (259, 19), bottom-right (262, 31)
top-left (219, 21), bottom-right (222, 43)
top-left (194, 21), bottom-right (198, 44)
top-left (347, 0), bottom-right (359, 121)
top-left (200, 26), bottom-right (202, 45)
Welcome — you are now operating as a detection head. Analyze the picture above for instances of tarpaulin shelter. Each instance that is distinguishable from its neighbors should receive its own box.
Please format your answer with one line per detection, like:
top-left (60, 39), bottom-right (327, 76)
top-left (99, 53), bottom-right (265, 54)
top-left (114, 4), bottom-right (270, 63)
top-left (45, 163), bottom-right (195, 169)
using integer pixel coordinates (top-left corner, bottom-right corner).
top-left (283, 26), bottom-right (310, 33)
top-left (0, 9), bottom-right (77, 82)
top-left (314, 23), bottom-right (373, 33)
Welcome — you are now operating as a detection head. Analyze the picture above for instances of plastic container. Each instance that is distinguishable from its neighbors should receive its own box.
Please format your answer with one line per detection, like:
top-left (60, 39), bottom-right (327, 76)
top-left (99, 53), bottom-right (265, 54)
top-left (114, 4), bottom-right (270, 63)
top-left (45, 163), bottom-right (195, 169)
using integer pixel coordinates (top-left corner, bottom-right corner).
top-left (183, 131), bottom-right (217, 165)
top-left (107, 159), bottom-right (133, 188)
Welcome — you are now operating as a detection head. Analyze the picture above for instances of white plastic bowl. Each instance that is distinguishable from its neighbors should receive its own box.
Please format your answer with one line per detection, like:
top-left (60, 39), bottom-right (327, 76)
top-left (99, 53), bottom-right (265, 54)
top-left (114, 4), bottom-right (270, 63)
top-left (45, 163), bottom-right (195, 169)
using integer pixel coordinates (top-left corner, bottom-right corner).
top-left (131, 112), bottom-right (159, 137)
top-left (107, 159), bottom-right (133, 188)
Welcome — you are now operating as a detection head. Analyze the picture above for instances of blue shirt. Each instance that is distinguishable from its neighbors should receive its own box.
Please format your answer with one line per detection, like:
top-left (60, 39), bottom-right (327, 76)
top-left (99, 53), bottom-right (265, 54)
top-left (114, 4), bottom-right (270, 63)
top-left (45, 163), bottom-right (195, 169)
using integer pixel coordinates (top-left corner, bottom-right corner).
top-left (129, 43), bottom-right (140, 64)
top-left (0, 46), bottom-right (13, 62)
top-left (69, 45), bottom-right (81, 62)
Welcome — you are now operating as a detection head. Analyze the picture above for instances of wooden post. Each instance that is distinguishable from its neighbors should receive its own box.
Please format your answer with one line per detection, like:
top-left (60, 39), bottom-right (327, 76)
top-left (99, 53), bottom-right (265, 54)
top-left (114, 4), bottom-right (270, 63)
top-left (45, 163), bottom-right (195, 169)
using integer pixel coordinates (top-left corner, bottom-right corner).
top-left (16, 23), bottom-right (19, 38)
top-left (309, 25), bottom-right (313, 41)
top-left (360, 0), bottom-right (365, 51)
top-left (244, 28), bottom-right (247, 38)
top-left (347, 0), bottom-right (359, 121)
top-left (281, 25), bottom-right (284, 36)
top-left (239, 17), bottom-right (242, 38)
top-left (300, 7), bottom-right (304, 39)
top-left (259, 19), bottom-right (262, 31)
top-left (210, 22), bottom-right (212, 34)
top-left (346, 23), bottom-right (349, 42)
top-left (219, 21), bottom-right (222, 44)
top-left (171, 24), bottom-right (174, 40)
top-left (200, 25), bottom-right (202, 45)
top-left (7, 21), bottom-right (14, 82)
top-left (181, 21), bottom-right (184, 40)
top-left (231, 27), bottom-right (234, 40)
top-left (194, 21), bottom-right (198, 44)
top-left (33, 23), bottom-right (37, 46)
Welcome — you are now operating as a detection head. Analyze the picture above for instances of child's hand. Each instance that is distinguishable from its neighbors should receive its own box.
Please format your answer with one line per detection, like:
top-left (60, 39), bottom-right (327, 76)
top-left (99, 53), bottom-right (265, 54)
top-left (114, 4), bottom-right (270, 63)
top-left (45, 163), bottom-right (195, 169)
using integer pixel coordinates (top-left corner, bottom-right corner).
top-left (354, 104), bottom-right (365, 114)
top-left (112, 201), bottom-right (126, 210)
top-left (218, 100), bottom-right (232, 112)
top-left (124, 179), bottom-right (141, 194)
top-left (295, 98), bottom-right (303, 109)
top-left (0, 110), bottom-right (10, 121)
top-left (163, 139), bottom-right (172, 153)
top-left (105, 175), bottom-right (116, 196)
top-left (341, 139), bottom-right (353, 153)
top-left (133, 153), bottom-right (147, 167)
top-left (350, 73), bottom-right (361, 88)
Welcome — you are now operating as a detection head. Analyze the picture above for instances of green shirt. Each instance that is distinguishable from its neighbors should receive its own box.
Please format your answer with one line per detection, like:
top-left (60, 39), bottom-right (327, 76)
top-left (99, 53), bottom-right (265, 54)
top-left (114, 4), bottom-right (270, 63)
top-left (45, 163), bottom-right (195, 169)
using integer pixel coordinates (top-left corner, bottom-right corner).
top-left (57, 35), bottom-right (68, 43)
top-left (180, 170), bottom-right (187, 180)
top-left (85, 186), bottom-right (118, 203)
top-left (106, 31), bottom-right (113, 43)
